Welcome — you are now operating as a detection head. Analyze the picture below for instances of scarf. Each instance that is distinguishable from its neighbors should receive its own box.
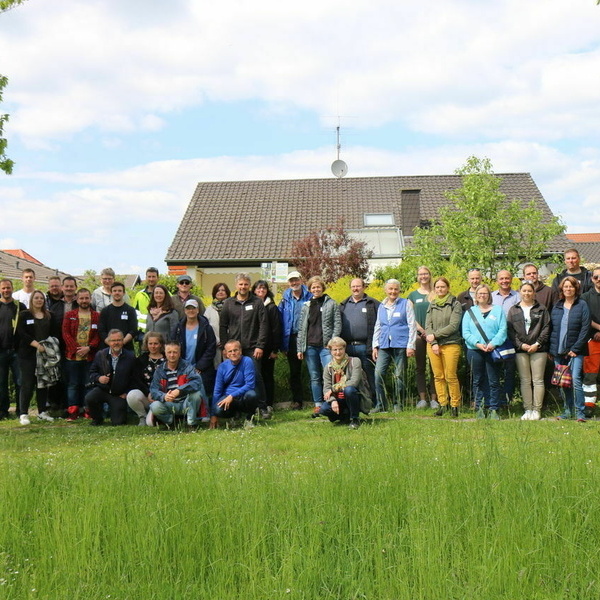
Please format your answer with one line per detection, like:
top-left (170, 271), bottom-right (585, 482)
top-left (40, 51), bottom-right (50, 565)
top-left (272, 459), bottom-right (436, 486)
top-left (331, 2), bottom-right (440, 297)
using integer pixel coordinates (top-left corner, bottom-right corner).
top-left (433, 294), bottom-right (450, 306)
top-left (212, 299), bottom-right (225, 313)
top-left (329, 355), bottom-right (350, 392)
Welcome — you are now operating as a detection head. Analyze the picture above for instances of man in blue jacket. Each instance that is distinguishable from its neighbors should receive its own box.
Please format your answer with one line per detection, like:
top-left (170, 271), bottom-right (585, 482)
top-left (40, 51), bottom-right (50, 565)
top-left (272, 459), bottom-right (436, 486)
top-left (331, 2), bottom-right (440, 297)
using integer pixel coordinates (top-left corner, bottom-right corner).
top-left (278, 271), bottom-right (312, 409)
top-left (149, 341), bottom-right (204, 429)
top-left (210, 340), bottom-right (258, 429)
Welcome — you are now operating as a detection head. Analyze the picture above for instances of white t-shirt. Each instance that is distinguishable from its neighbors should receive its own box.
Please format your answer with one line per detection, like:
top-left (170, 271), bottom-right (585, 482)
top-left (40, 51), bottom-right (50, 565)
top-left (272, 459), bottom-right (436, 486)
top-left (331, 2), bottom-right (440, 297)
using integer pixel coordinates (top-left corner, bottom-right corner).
top-left (13, 289), bottom-right (33, 309)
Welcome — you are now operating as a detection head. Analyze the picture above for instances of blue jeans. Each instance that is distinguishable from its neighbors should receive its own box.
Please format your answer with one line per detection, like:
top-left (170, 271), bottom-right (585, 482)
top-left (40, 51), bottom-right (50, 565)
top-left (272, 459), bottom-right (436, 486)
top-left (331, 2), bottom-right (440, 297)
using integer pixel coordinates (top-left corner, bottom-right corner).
top-left (556, 355), bottom-right (585, 419)
top-left (319, 385), bottom-right (361, 421)
top-left (0, 348), bottom-right (20, 415)
top-left (150, 390), bottom-right (202, 426)
top-left (305, 345), bottom-right (331, 405)
top-left (64, 359), bottom-right (91, 407)
top-left (212, 389), bottom-right (258, 420)
top-left (467, 349), bottom-right (502, 411)
top-left (346, 343), bottom-right (376, 402)
top-left (374, 347), bottom-right (406, 410)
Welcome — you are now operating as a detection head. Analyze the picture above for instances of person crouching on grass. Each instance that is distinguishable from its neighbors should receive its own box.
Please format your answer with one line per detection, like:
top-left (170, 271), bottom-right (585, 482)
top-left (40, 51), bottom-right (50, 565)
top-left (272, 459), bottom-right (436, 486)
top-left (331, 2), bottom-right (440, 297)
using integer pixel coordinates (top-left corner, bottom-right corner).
top-left (319, 337), bottom-right (371, 430)
top-left (149, 341), bottom-right (204, 429)
top-left (210, 340), bottom-right (258, 430)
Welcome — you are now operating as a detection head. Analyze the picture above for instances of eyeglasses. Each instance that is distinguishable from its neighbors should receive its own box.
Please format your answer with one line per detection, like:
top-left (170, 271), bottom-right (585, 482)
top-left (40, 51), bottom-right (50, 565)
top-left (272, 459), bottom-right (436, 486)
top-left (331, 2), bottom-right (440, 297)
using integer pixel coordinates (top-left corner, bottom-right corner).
top-left (593, 276), bottom-right (600, 281)
top-left (179, 281), bottom-right (191, 285)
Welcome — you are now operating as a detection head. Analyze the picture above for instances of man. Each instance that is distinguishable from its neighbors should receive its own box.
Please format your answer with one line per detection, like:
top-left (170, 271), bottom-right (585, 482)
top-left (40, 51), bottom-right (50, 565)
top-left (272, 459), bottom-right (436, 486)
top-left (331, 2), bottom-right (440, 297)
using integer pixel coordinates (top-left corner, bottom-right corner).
top-left (85, 329), bottom-right (136, 425)
top-left (582, 267), bottom-right (600, 413)
top-left (45, 276), bottom-right (63, 310)
top-left (171, 298), bottom-right (217, 415)
top-left (522, 263), bottom-right (557, 312)
top-left (552, 248), bottom-right (593, 294)
top-left (62, 288), bottom-right (100, 420)
top-left (98, 282), bottom-right (138, 351)
top-left (339, 278), bottom-right (379, 403)
top-left (278, 271), bottom-right (312, 409)
top-left (210, 339), bottom-right (258, 429)
top-left (171, 275), bottom-right (205, 319)
top-left (149, 341), bottom-right (204, 429)
top-left (372, 279), bottom-right (417, 412)
top-left (13, 268), bottom-right (36, 308)
top-left (220, 272), bottom-right (269, 419)
top-left (0, 279), bottom-right (26, 419)
top-left (92, 267), bottom-right (130, 311)
top-left (457, 269), bottom-right (482, 311)
top-left (132, 267), bottom-right (159, 336)
top-left (492, 270), bottom-right (519, 405)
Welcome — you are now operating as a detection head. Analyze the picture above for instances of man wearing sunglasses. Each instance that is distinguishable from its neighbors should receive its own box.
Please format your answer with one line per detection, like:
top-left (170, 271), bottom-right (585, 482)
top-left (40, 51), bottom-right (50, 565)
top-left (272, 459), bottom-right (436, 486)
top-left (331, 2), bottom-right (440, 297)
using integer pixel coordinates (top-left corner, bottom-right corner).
top-left (171, 275), bottom-right (205, 319)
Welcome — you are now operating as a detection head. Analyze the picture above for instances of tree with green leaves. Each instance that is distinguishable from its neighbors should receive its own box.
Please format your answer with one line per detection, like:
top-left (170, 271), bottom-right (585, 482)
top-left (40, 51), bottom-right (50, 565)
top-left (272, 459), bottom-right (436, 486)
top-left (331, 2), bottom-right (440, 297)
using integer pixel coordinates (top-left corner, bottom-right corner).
top-left (389, 156), bottom-right (565, 281)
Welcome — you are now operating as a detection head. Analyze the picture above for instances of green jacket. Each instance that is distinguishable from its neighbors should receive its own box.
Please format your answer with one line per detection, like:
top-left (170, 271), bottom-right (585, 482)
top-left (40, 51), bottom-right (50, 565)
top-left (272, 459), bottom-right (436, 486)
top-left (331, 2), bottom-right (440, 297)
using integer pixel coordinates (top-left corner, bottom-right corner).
top-left (425, 295), bottom-right (463, 346)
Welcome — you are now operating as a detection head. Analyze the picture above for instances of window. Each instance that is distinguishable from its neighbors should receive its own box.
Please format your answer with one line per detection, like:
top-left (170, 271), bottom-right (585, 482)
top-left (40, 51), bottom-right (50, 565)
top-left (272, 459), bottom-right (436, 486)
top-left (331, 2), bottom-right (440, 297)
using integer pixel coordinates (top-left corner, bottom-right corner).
top-left (364, 213), bottom-right (394, 227)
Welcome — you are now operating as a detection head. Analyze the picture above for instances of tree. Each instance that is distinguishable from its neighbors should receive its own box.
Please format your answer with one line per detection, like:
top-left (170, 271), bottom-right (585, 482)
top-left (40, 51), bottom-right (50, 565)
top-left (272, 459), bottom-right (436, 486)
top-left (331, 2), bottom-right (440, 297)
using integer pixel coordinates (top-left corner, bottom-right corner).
top-left (402, 156), bottom-right (565, 279)
top-left (0, 75), bottom-right (14, 175)
top-left (290, 218), bottom-right (373, 284)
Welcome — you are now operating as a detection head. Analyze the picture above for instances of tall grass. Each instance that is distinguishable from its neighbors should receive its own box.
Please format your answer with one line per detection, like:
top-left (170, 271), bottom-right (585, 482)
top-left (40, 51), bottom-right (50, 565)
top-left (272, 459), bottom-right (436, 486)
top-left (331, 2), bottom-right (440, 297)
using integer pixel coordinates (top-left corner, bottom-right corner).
top-left (1, 415), bottom-right (599, 599)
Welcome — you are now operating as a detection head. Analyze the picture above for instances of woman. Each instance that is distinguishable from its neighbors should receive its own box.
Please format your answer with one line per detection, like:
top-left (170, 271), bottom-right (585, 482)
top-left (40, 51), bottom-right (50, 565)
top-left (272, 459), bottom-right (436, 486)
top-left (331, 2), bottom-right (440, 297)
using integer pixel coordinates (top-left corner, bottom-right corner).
top-left (372, 279), bottom-right (417, 412)
top-left (251, 280), bottom-right (282, 411)
top-left (297, 276), bottom-right (341, 416)
top-left (549, 276), bottom-right (590, 421)
top-left (319, 337), bottom-right (370, 429)
top-left (17, 289), bottom-right (60, 425)
top-left (507, 281), bottom-right (551, 421)
top-left (204, 282), bottom-right (231, 368)
top-left (407, 266), bottom-right (439, 409)
top-left (146, 284), bottom-right (178, 341)
top-left (462, 284), bottom-right (507, 420)
top-left (425, 277), bottom-right (463, 417)
top-left (126, 332), bottom-right (166, 426)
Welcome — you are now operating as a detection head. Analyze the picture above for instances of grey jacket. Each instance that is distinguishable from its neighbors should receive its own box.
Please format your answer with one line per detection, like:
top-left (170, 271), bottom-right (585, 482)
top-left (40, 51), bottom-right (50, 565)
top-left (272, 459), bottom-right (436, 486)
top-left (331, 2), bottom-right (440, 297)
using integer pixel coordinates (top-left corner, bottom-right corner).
top-left (323, 356), bottom-right (372, 414)
top-left (425, 295), bottom-right (463, 346)
top-left (297, 295), bottom-right (341, 352)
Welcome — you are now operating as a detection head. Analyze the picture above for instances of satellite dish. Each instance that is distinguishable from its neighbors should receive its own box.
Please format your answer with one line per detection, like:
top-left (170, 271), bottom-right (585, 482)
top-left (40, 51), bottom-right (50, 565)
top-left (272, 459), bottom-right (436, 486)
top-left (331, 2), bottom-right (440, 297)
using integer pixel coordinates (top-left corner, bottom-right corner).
top-left (331, 159), bottom-right (348, 178)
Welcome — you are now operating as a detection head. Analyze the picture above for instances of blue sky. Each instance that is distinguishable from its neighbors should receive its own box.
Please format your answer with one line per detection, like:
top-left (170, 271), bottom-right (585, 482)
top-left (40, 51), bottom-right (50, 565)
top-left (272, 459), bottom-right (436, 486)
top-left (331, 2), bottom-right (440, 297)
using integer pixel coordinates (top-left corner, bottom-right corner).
top-left (1, 0), bottom-right (600, 278)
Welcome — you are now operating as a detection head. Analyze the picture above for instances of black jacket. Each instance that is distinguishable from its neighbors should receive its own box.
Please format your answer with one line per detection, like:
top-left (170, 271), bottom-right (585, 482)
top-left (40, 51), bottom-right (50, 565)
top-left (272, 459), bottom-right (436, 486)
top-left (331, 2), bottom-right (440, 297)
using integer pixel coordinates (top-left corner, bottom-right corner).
top-left (171, 315), bottom-right (217, 373)
top-left (507, 301), bottom-right (551, 352)
top-left (219, 294), bottom-right (267, 352)
top-left (89, 348), bottom-right (136, 396)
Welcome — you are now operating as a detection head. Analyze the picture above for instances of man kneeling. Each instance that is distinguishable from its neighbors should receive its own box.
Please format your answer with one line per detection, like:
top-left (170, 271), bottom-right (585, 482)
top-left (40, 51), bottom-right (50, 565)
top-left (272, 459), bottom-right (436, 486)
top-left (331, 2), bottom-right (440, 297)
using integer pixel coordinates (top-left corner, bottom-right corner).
top-left (149, 341), bottom-right (204, 428)
top-left (319, 337), bottom-right (371, 429)
top-left (210, 340), bottom-right (258, 429)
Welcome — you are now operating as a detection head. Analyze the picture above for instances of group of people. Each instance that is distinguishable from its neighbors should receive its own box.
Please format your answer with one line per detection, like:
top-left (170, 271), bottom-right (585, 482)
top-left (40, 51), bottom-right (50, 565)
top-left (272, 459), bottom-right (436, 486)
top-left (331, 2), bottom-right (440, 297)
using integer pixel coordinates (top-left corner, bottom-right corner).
top-left (0, 247), bottom-right (599, 429)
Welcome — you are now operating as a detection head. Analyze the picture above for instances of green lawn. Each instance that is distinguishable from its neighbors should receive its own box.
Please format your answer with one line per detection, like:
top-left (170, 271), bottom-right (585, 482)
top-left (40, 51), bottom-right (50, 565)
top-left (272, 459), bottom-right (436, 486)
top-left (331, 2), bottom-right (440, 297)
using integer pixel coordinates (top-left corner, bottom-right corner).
top-left (0, 410), bottom-right (598, 599)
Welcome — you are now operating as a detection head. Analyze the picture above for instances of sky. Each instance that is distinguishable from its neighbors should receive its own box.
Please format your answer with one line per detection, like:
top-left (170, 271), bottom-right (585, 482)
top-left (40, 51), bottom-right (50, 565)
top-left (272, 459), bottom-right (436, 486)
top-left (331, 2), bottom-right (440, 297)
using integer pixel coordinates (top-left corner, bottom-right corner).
top-left (1, 0), bottom-right (599, 278)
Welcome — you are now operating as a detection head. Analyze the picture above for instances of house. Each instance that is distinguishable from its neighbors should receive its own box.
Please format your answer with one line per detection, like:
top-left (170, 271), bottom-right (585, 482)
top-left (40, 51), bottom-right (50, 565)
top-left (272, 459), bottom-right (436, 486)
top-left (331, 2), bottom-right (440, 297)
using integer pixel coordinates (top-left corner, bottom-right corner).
top-left (166, 173), bottom-right (569, 291)
top-left (565, 234), bottom-right (600, 265)
top-left (0, 250), bottom-right (74, 285)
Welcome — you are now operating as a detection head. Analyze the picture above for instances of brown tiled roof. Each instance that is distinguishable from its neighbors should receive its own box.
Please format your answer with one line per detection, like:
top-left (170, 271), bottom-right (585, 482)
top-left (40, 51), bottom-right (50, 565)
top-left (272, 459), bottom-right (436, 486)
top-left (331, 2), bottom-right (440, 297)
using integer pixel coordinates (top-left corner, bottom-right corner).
top-left (0, 250), bottom-right (75, 283)
top-left (566, 233), bottom-right (600, 243)
top-left (166, 173), bottom-right (568, 263)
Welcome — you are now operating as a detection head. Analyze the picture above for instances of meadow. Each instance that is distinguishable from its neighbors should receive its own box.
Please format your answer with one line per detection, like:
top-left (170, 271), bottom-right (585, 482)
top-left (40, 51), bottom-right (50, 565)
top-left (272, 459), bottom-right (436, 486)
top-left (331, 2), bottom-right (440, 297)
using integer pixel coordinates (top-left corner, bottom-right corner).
top-left (1, 410), bottom-right (599, 600)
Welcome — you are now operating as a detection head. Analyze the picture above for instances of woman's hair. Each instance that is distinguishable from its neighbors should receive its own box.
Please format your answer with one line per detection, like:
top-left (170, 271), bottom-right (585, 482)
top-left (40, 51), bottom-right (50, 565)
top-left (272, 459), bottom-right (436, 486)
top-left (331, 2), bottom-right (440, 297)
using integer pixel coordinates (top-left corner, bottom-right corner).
top-left (327, 336), bottom-right (347, 350)
top-left (148, 284), bottom-right (174, 312)
top-left (29, 289), bottom-right (50, 318)
top-left (141, 331), bottom-right (165, 354)
top-left (474, 284), bottom-right (492, 306)
top-left (433, 276), bottom-right (450, 291)
top-left (558, 275), bottom-right (581, 300)
top-left (519, 281), bottom-right (535, 293)
top-left (211, 282), bottom-right (231, 300)
top-left (307, 276), bottom-right (326, 292)
top-left (251, 279), bottom-right (274, 300)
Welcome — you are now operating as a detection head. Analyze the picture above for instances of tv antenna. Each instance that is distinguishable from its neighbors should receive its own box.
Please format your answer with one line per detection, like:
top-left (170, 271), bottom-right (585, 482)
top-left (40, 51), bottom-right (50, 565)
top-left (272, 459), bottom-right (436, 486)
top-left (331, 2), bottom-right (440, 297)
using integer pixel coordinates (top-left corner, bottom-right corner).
top-left (331, 124), bottom-right (348, 178)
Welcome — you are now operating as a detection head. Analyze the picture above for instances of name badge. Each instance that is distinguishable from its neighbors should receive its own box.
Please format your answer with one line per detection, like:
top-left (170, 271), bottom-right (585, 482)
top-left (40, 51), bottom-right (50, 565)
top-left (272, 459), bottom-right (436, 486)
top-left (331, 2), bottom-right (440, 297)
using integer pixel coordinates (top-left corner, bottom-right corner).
top-left (415, 298), bottom-right (423, 303)
top-left (91, 324), bottom-right (98, 329)
top-left (193, 334), bottom-right (198, 340)
top-left (245, 305), bottom-right (253, 311)
top-left (121, 314), bottom-right (129, 320)
top-left (362, 307), bottom-right (367, 313)
top-left (27, 319), bottom-right (34, 325)
top-left (320, 307), bottom-right (323, 312)
top-left (393, 312), bottom-right (401, 318)
top-left (489, 315), bottom-right (497, 321)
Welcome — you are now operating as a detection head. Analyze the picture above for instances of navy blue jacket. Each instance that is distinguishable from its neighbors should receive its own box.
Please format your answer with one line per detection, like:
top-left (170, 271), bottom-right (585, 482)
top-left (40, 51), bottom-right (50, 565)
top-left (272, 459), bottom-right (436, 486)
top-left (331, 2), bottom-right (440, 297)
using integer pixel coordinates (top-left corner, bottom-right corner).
top-left (171, 315), bottom-right (217, 374)
top-left (89, 348), bottom-right (136, 396)
top-left (549, 298), bottom-right (591, 357)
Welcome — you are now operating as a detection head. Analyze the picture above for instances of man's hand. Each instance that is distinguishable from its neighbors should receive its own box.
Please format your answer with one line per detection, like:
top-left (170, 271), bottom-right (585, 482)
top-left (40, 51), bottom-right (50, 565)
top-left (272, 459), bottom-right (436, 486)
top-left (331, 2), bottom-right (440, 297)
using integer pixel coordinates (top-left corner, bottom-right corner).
top-left (406, 348), bottom-right (415, 358)
top-left (253, 348), bottom-right (263, 360)
top-left (217, 395), bottom-right (234, 409)
top-left (165, 389), bottom-right (181, 402)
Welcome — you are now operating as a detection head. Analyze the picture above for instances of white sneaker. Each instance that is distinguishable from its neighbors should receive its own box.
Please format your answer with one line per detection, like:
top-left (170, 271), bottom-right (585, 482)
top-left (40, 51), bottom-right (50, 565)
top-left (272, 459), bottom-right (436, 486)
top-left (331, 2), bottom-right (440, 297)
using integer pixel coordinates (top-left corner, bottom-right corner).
top-left (38, 411), bottom-right (54, 422)
top-left (521, 410), bottom-right (532, 421)
top-left (416, 399), bottom-right (428, 409)
top-left (430, 399), bottom-right (440, 409)
top-left (19, 414), bottom-right (31, 425)
top-left (530, 410), bottom-right (541, 421)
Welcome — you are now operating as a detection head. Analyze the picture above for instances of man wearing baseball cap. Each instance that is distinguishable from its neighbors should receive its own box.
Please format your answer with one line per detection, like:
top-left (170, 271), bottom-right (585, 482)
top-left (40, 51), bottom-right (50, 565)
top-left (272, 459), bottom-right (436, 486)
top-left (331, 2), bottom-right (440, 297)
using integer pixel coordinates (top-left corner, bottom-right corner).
top-left (171, 275), bottom-right (205, 319)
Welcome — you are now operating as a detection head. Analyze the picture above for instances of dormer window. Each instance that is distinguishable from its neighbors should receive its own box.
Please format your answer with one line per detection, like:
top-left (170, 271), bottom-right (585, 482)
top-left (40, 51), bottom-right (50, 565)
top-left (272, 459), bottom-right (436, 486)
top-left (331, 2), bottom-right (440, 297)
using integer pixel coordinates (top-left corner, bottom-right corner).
top-left (364, 214), bottom-right (394, 226)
